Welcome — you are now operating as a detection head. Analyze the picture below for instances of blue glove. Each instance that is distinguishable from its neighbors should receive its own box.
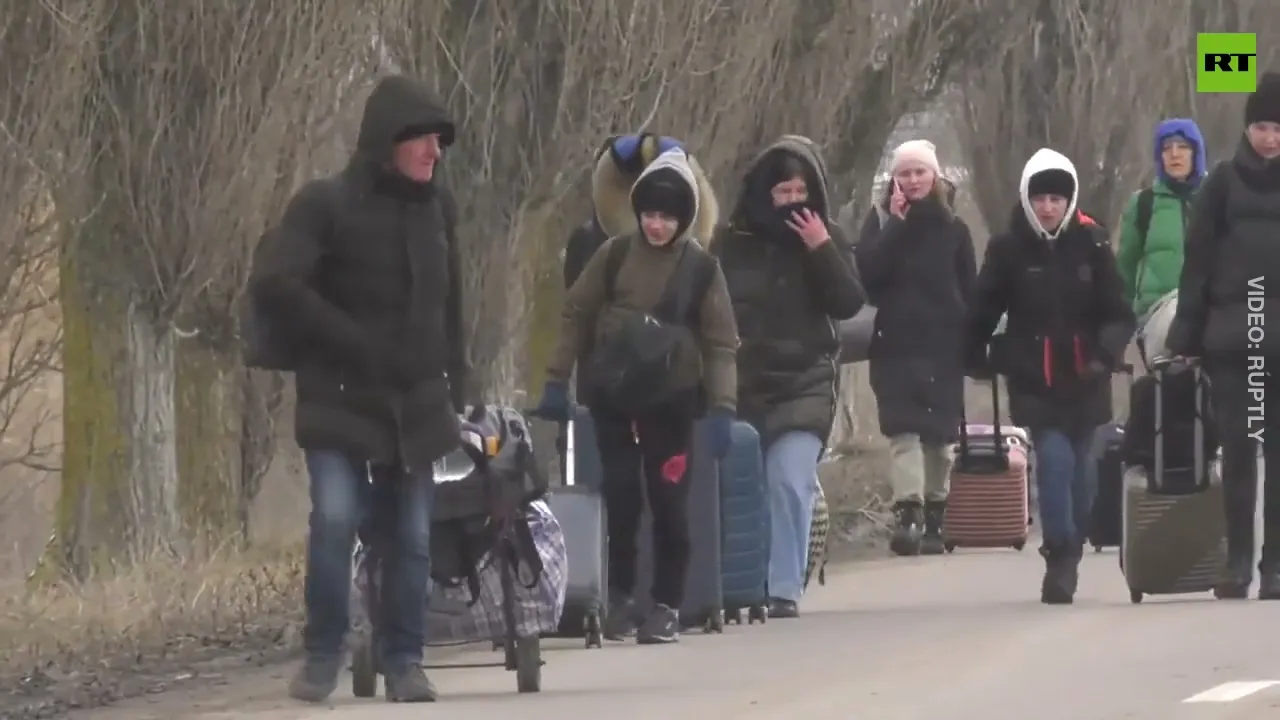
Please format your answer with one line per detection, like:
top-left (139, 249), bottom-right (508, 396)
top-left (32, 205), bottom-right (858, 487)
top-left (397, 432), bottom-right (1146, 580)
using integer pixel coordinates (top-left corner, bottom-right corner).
top-left (532, 380), bottom-right (570, 422)
top-left (704, 407), bottom-right (735, 460)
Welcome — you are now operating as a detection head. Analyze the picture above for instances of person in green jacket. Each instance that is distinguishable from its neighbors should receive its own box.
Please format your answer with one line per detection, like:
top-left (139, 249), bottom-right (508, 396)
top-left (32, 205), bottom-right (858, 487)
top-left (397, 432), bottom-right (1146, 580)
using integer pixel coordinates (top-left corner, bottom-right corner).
top-left (1116, 118), bottom-right (1207, 318)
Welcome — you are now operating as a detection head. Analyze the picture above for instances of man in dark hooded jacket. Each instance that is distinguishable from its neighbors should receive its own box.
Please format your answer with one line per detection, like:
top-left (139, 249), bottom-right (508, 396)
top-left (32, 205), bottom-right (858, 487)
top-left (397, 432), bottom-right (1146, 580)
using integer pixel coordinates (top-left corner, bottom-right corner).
top-left (966, 148), bottom-right (1135, 605)
top-left (711, 135), bottom-right (865, 618)
top-left (1167, 71), bottom-right (1280, 600)
top-left (250, 75), bottom-right (467, 703)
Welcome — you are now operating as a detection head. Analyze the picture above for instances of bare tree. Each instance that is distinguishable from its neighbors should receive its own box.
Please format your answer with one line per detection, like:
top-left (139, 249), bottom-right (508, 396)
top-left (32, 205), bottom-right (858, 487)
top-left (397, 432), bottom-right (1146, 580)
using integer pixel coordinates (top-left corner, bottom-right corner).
top-left (374, 0), bottom-right (1013, 401)
top-left (54, 1), bottom-right (379, 571)
top-left (0, 3), bottom-right (93, 520)
top-left (957, 0), bottom-right (1195, 235)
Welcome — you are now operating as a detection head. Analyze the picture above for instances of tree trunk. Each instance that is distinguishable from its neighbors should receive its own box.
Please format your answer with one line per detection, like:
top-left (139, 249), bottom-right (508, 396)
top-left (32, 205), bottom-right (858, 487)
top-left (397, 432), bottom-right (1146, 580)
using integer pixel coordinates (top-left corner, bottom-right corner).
top-left (175, 338), bottom-right (241, 542)
top-left (54, 229), bottom-right (184, 575)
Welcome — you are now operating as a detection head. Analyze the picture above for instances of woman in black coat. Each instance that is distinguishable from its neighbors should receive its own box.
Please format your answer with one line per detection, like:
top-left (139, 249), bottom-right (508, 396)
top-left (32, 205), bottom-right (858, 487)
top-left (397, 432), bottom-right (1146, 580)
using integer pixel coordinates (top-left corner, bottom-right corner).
top-left (855, 140), bottom-right (977, 557)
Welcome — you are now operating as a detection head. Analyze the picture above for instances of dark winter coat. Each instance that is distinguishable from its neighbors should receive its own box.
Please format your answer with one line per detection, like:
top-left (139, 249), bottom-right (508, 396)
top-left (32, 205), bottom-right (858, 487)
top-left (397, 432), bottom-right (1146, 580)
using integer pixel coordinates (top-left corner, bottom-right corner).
top-left (1167, 136), bottom-right (1280, 359)
top-left (251, 76), bottom-right (468, 471)
top-left (855, 180), bottom-right (977, 442)
top-left (710, 136), bottom-right (865, 448)
top-left (564, 218), bottom-right (608, 291)
top-left (966, 149), bottom-right (1135, 435)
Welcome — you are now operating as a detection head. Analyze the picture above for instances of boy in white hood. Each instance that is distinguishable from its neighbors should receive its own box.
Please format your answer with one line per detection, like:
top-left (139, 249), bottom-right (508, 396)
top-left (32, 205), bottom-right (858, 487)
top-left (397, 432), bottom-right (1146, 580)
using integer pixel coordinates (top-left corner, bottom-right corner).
top-left (965, 149), bottom-right (1135, 604)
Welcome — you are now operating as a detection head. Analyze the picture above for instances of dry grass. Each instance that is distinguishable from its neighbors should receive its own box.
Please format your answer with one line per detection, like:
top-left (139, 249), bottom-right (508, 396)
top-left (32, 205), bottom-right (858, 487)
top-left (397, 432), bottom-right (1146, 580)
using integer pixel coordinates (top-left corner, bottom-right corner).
top-left (0, 541), bottom-right (305, 718)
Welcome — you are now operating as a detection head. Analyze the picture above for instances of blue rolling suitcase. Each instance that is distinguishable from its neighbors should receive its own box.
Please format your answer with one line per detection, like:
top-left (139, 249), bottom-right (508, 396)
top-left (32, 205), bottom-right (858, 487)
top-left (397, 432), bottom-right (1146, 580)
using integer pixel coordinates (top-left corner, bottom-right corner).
top-left (719, 421), bottom-right (769, 625)
top-left (636, 419), bottom-right (769, 631)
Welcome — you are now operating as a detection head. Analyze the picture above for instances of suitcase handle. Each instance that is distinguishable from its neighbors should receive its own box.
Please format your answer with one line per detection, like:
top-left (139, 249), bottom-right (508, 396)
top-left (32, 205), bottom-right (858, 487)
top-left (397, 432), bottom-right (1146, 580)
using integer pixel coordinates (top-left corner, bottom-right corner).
top-left (1148, 358), bottom-right (1211, 494)
top-left (959, 378), bottom-right (1007, 468)
top-left (525, 407), bottom-right (578, 487)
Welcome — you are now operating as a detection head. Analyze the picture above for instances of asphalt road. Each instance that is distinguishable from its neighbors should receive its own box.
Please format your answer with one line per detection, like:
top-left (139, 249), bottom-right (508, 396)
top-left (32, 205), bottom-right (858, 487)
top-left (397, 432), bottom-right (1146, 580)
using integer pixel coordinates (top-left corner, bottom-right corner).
top-left (88, 544), bottom-right (1280, 720)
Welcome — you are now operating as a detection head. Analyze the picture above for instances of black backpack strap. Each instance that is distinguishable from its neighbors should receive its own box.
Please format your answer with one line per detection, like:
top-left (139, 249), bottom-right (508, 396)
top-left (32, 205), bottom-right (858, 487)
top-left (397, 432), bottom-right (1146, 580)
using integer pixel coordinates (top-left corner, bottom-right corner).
top-left (602, 236), bottom-right (630, 303)
top-left (1134, 187), bottom-right (1155, 252)
top-left (652, 244), bottom-right (716, 325)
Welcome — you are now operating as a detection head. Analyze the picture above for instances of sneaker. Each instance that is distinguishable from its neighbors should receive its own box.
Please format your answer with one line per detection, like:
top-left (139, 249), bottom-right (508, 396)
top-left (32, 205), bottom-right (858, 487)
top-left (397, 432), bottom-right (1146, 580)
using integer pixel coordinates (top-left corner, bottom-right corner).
top-left (636, 603), bottom-right (680, 644)
top-left (920, 500), bottom-right (946, 555)
top-left (768, 597), bottom-right (799, 619)
top-left (604, 595), bottom-right (637, 640)
top-left (889, 501), bottom-right (923, 557)
top-left (287, 654), bottom-right (342, 703)
top-left (384, 663), bottom-right (438, 703)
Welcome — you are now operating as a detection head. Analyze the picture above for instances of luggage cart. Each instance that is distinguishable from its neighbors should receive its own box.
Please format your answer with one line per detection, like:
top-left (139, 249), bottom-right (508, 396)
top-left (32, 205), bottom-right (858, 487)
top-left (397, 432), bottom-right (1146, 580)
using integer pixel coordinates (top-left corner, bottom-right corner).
top-left (350, 422), bottom-right (545, 696)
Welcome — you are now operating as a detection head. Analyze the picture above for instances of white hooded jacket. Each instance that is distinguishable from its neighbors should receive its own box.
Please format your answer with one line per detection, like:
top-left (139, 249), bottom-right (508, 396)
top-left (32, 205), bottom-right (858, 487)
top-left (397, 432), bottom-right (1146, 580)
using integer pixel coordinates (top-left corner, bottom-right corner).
top-left (1019, 148), bottom-right (1079, 241)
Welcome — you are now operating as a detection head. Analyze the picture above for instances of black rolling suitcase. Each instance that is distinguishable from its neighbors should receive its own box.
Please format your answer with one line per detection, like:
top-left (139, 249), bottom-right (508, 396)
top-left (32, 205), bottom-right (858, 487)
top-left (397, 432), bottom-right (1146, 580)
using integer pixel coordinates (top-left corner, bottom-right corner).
top-left (1088, 423), bottom-right (1125, 551)
top-left (1120, 359), bottom-right (1225, 603)
top-left (540, 408), bottom-right (608, 647)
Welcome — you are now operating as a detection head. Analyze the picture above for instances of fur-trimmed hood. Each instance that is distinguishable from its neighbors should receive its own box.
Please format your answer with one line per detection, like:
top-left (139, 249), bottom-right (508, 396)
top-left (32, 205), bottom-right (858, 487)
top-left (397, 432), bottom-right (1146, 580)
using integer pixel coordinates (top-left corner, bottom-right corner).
top-left (591, 133), bottom-right (719, 243)
top-left (731, 134), bottom-right (833, 223)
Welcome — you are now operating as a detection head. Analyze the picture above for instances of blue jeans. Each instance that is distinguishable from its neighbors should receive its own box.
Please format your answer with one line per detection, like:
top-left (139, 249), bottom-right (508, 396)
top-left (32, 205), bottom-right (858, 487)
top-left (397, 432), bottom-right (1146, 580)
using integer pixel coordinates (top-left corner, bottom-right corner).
top-left (1031, 428), bottom-right (1096, 547)
top-left (302, 450), bottom-right (433, 671)
top-left (765, 431), bottom-right (823, 602)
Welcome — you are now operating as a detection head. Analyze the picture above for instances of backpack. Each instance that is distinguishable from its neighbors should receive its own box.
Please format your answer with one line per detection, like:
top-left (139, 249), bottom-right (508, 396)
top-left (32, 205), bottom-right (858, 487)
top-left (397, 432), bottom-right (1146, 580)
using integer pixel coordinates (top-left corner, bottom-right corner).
top-left (426, 405), bottom-right (549, 604)
top-left (586, 238), bottom-right (715, 414)
top-left (242, 227), bottom-right (297, 370)
top-left (1133, 187), bottom-right (1155, 252)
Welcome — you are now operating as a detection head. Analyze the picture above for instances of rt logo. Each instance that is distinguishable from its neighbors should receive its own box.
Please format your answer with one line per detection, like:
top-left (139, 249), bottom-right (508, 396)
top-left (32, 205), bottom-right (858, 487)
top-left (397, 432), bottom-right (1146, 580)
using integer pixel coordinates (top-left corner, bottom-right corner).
top-left (1197, 33), bottom-right (1257, 93)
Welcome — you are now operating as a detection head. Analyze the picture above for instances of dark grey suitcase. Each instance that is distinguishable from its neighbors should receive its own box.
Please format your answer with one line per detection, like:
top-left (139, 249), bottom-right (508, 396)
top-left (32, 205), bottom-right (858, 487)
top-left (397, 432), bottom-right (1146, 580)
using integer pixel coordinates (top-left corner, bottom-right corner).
top-left (1121, 362), bottom-right (1225, 603)
top-left (541, 413), bottom-right (607, 646)
top-left (634, 427), bottom-right (726, 632)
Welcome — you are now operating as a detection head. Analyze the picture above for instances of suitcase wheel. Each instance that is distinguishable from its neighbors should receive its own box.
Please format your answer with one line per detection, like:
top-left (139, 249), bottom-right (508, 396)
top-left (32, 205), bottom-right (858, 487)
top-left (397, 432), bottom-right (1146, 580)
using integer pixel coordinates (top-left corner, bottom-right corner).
top-left (1011, 541), bottom-right (1025, 551)
top-left (1129, 590), bottom-right (1143, 604)
top-left (584, 612), bottom-right (603, 649)
top-left (748, 605), bottom-right (768, 624)
top-left (943, 541), bottom-right (957, 553)
top-left (703, 611), bottom-right (725, 634)
top-left (726, 608), bottom-right (743, 625)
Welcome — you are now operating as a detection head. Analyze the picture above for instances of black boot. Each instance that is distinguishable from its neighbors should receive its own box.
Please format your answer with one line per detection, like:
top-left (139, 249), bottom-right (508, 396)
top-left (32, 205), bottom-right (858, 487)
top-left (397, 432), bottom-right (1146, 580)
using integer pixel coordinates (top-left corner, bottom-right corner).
top-left (1039, 544), bottom-right (1075, 604)
top-left (889, 501), bottom-right (923, 557)
top-left (1214, 550), bottom-right (1253, 600)
top-left (1259, 555), bottom-right (1280, 600)
top-left (920, 500), bottom-right (946, 555)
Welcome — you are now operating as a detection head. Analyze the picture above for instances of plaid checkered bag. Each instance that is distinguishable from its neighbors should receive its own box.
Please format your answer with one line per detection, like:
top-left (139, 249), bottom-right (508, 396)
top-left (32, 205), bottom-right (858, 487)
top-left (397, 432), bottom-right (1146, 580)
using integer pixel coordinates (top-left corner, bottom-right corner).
top-left (353, 500), bottom-right (567, 644)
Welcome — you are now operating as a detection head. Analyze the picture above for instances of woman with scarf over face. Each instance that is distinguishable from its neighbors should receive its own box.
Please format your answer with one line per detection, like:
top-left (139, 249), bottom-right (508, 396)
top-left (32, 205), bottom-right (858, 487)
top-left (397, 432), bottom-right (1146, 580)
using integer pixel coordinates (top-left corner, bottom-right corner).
top-left (710, 135), bottom-right (865, 619)
top-left (854, 140), bottom-right (977, 557)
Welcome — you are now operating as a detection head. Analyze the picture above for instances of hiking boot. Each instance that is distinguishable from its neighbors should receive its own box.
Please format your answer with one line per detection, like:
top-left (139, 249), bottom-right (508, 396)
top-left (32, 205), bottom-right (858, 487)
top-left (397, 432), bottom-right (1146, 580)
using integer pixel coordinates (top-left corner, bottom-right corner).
top-left (920, 500), bottom-right (946, 555)
top-left (889, 501), bottom-right (923, 557)
top-left (604, 595), bottom-right (637, 640)
top-left (1039, 544), bottom-right (1075, 605)
top-left (384, 663), bottom-right (438, 703)
top-left (1214, 553), bottom-right (1252, 599)
top-left (1258, 561), bottom-right (1280, 600)
top-left (768, 597), bottom-right (799, 619)
top-left (636, 603), bottom-right (680, 644)
top-left (287, 654), bottom-right (342, 703)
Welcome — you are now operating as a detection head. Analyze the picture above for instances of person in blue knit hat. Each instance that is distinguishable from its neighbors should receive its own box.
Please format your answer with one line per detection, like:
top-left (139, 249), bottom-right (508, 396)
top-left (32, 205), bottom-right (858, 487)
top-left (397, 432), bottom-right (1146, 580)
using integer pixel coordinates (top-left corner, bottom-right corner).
top-left (1115, 118), bottom-right (1207, 320)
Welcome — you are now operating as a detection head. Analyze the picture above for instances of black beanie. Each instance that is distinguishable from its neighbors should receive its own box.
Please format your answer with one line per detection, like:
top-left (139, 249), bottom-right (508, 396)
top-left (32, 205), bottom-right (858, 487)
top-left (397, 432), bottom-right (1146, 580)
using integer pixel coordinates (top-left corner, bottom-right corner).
top-left (1245, 71), bottom-right (1280, 126)
top-left (1026, 168), bottom-right (1075, 200)
top-left (632, 167), bottom-right (695, 237)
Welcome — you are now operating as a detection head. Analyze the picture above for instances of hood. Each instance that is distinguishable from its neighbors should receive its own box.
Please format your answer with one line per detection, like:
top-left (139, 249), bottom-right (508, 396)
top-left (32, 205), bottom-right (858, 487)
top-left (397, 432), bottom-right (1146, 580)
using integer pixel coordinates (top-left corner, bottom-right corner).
top-left (355, 76), bottom-right (455, 167)
top-left (1019, 148), bottom-right (1079, 241)
top-left (1153, 118), bottom-right (1207, 184)
top-left (592, 134), bottom-right (719, 243)
top-left (630, 149), bottom-right (703, 242)
top-left (732, 135), bottom-right (832, 223)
